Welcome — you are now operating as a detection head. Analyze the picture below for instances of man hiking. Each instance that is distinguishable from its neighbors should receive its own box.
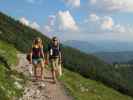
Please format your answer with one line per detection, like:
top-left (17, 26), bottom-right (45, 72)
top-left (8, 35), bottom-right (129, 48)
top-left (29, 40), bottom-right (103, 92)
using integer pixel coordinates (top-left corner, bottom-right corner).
top-left (48, 36), bottom-right (62, 83)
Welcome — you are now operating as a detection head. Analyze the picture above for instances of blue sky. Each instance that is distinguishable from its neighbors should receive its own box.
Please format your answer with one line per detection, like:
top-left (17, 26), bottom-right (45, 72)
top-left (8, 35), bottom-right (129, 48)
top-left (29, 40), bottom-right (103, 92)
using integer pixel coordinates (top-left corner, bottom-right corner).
top-left (0, 0), bottom-right (65, 25)
top-left (0, 0), bottom-right (133, 42)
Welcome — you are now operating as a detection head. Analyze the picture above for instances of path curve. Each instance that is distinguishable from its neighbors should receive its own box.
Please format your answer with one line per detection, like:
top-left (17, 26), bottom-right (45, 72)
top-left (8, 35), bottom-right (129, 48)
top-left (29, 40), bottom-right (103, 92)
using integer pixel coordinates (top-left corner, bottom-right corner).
top-left (16, 54), bottom-right (72, 100)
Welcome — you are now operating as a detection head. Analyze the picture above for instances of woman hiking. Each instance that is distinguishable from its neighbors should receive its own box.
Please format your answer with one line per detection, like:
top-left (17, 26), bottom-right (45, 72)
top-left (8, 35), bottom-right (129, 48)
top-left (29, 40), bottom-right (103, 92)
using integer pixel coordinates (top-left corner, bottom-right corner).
top-left (48, 36), bottom-right (62, 83)
top-left (28, 37), bottom-right (45, 81)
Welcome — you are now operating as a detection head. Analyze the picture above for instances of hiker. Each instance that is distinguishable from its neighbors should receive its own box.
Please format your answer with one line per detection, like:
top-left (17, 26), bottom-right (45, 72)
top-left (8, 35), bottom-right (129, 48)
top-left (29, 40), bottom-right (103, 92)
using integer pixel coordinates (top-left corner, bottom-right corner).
top-left (27, 37), bottom-right (45, 81)
top-left (48, 36), bottom-right (62, 83)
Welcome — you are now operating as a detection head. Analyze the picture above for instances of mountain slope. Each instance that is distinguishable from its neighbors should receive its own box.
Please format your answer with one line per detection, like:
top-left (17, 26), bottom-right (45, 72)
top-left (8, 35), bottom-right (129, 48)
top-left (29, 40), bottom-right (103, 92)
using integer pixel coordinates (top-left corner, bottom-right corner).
top-left (0, 12), bottom-right (50, 52)
top-left (0, 40), bottom-right (26, 100)
top-left (61, 69), bottom-right (133, 100)
top-left (0, 12), bottom-right (133, 98)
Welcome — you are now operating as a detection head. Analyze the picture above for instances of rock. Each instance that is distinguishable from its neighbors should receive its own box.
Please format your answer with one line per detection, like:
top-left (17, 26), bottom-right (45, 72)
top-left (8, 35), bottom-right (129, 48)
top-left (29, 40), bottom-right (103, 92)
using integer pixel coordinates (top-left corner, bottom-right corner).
top-left (14, 81), bottom-right (23, 89)
top-left (80, 86), bottom-right (86, 92)
top-left (0, 30), bottom-right (2, 34)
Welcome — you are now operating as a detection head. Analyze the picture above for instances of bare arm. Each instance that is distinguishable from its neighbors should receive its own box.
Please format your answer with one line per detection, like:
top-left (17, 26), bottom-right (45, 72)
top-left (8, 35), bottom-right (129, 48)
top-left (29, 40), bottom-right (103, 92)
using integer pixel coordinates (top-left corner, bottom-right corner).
top-left (59, 51), bottom-right (62, 64)
top-left (41, 45), bottom-right (45, 59)
top-left (46, 51), bottom-right (50, 64)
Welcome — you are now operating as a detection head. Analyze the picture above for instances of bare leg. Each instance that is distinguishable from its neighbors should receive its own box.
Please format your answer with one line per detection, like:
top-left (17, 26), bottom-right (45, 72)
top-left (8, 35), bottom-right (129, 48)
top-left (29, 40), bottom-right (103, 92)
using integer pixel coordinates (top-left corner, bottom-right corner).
top-left (51, 68), bottom-right (56, 83)
top-left (33, 64), bottom-right (38, 81)
top-left (40, 60), bottom-right (44, 80)
top-left (55, 69), bottom-right (58, 78)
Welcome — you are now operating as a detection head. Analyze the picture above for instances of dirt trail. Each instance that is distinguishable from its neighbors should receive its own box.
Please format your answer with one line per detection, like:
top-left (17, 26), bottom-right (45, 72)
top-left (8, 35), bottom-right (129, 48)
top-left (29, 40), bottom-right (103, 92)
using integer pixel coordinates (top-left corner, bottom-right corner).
top-left (16, 54), bottom-right (72, 100)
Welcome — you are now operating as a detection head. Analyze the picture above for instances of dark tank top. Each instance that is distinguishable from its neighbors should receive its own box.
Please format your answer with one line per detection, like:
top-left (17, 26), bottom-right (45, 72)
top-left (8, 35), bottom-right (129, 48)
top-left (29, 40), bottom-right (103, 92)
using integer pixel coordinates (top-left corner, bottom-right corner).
top-left (32, 46), bottom-right (43, 59)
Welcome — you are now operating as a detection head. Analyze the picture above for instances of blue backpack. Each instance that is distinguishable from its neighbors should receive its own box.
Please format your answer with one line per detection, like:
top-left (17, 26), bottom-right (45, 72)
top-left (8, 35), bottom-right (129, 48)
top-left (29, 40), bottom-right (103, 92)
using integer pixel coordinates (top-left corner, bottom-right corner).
top-left (50, 45), bottom-right (60, 57)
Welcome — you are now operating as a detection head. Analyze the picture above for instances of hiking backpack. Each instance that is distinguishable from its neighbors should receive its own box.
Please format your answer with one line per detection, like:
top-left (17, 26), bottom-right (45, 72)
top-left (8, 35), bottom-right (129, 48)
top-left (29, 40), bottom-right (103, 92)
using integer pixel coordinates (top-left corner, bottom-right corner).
top-left (50, 45), bottom-right (60, 57)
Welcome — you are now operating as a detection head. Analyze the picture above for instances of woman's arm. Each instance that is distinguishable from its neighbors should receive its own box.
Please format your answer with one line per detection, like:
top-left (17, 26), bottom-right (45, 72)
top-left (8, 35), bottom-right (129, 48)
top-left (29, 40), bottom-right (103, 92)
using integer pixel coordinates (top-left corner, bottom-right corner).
top-left (41, 45), bottom-right (45, 59)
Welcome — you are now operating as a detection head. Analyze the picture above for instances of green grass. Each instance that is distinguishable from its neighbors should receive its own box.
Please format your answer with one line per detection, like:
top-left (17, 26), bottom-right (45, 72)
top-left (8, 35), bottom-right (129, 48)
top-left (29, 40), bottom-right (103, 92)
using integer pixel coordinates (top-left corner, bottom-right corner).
top-left (0, 40), bottom-right (17, 65)
top-left (60, 69), bottom-right (133, 100)
top-left (0, 40), bottom-right (26, 100)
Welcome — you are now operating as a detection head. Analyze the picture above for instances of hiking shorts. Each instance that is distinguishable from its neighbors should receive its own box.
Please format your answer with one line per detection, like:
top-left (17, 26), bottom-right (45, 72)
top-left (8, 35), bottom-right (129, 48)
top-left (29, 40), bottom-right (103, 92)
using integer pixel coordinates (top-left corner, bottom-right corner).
top-left (50, 58), bottom-right (59, 70)
top-left (32, 58), bottom-right (43, 65)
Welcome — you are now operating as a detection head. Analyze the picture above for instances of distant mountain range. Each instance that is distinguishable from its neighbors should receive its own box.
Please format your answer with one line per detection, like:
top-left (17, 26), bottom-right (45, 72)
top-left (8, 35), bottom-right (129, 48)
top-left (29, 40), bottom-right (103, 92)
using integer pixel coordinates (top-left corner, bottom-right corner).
top-left (63, 40), bottom-right (133, 63)
top-left (63, 40), bottom-right (133, 53)
top-left (63, 40), bottom-right (102, 53)
top-left (95, 51), bottom-right (133, 64)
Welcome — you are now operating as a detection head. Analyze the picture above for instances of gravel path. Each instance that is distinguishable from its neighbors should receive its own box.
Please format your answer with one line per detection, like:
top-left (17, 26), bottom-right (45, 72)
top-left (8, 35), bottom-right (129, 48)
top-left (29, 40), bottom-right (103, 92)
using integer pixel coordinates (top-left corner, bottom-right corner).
top-left (16, 54), bottom-right (72, 100)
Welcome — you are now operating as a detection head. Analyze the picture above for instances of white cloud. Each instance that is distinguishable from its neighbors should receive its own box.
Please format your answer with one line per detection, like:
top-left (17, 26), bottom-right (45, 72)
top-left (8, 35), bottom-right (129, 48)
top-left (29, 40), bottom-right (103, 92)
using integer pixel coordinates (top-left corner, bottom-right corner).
top-left (101, 16), bottom-right (114, 30)
top-left (44, 25), bottom-right (52, 32)
top-left (30, 22), bottom-right (40, 29)
top-left (42, 11), bottom-right (133, 41)
top-left (55, 10), bottom-right (78, 31)
top-left (19, 17), bottom-right (40, 29)
top-left (89, 0), bottom-right (133, 12)
top-left (19, 17), bottom-right (30, 26)
top-left (113, 24), bottom-right (133, 33)
top-left (86, 13), bottom-right (133, 34)
top-left (128, 26), bottom-right (133, 33)
top-left (88, 14), bottom-right (114, 31)
top-left (113, 24), bottom-right (125, 33)
top-left (89, 13), bottom-right (100, 22)
top-left (63, 0), bottom-right (80, 7)
top-left (48, 15), bottom-right (56, 26)
top-left (42, 15), bottom-right (55, 34)
top-left (90, 0), bottom-right (97, 4)
top-left (41, 11), bottom-right (79, 38)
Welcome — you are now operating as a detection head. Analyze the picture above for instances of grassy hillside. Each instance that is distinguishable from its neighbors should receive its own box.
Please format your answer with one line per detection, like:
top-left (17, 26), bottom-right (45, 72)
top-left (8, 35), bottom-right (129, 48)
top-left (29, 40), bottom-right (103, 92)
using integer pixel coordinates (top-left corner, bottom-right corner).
top-left (0, 12), bottom-right (50, 52)
top-left (61, 69), bottom-right (133, 100)
top-left (62, 46), bottom-right (133, 97)
top-left (0, 40), bottom-right (26, 100)
top-left (0, 11), bottom-right (133, 97)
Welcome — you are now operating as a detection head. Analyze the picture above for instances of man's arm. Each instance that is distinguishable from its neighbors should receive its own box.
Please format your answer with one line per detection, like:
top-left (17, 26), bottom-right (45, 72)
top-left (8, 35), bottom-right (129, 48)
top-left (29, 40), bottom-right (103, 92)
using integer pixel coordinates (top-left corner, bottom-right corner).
top-left (59, 49), bottom-right (62, 64)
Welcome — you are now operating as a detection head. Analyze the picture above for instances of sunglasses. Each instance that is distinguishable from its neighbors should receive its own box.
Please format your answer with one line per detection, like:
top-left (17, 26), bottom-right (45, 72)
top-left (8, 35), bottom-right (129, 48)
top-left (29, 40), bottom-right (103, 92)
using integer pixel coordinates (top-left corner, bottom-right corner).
top-left (53, 39), bottom-right (57, 41)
